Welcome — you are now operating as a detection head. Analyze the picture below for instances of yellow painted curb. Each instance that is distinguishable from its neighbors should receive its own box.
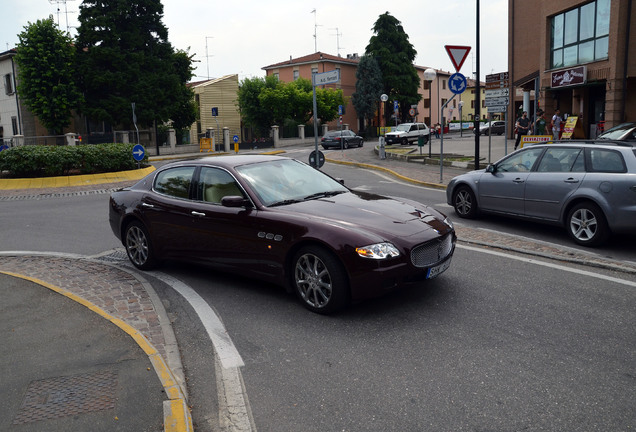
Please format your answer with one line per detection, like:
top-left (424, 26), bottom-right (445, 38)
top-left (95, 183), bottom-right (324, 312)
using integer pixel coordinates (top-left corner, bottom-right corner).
top-left (325, 157), bottom-right (447, 190)
top-left (0, 270), bottom-right (193, 432)
top-left (0, 166), bottom-right (156, 190)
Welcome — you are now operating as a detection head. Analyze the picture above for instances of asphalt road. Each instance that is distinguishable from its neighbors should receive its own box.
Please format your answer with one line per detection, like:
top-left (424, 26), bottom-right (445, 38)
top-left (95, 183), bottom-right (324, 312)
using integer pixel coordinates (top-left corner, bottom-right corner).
top-left (2, 154), bottom-right (635, 431)
top-left (158, 245), bottom-right (636, 432)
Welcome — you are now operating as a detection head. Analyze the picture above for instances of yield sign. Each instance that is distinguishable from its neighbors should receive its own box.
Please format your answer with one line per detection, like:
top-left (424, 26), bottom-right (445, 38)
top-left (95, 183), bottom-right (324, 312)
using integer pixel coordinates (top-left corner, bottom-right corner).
top-left (445, 45), bottom-right (471, 72)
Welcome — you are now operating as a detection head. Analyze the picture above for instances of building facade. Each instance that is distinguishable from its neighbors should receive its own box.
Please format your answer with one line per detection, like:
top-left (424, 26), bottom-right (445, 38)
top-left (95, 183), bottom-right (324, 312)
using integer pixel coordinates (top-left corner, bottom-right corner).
top-left (188, 74), bottom-right (241, 146)
top-left (263, 52), bottom-right (482, 134)
top-left (263, 52), bottom-right (360, 132)
top-left (509, 0), bottom-right (635, 137)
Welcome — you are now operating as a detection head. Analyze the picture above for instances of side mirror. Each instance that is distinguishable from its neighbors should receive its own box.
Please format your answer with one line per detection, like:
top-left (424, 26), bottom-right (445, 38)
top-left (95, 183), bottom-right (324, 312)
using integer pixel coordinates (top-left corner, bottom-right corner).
top-left (486, 164), bottom-right (497, 174)
top-left (221, 196), bottom-right (252, 208)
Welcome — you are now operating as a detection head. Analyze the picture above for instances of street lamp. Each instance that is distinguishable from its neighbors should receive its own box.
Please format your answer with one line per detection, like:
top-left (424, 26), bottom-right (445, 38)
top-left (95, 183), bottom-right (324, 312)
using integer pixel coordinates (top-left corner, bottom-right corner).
top-left (423, 68), bottom-right (437, 158)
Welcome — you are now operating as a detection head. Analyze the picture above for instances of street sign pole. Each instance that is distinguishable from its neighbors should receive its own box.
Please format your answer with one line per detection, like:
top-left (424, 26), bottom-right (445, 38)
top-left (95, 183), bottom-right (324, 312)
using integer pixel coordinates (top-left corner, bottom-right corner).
top-left (311, 70), bottom-right (340, 169)
top-left (475, 0), bottom-right (481, 171)
top-left (312, 77), bottom-right (319, 168)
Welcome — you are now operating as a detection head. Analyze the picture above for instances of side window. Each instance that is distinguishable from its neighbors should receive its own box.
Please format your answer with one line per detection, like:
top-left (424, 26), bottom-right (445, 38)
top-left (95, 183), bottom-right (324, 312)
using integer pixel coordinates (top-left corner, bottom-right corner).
top-left (498, 148), bottom-right (544, 172)
top-left (410, 125), bottom-right (417, 132)
top-left (154, 167), bottom-right (195, 199)
top-left (537, 147), bottom-right (582, 172)
top-left (199, 167), bottom-right (244, 204)
top-left (588, 149), bottom-right (626, 173)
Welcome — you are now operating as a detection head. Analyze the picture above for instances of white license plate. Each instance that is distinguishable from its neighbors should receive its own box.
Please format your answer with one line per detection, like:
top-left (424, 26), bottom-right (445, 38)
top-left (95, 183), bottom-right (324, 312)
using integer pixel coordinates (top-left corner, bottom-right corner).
top-left (426, 258), bottom-right (452, 279)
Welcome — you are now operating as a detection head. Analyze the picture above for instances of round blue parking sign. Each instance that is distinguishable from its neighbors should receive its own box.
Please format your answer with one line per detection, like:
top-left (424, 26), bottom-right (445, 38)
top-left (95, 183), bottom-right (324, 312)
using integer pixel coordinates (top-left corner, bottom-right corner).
top-left (132, 144), bottom-right (145, 161)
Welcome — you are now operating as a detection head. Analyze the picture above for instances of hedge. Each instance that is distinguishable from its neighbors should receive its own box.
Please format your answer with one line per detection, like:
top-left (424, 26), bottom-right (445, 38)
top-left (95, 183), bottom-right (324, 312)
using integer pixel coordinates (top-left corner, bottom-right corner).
top-left (0, 143), bottom-right (149, 178)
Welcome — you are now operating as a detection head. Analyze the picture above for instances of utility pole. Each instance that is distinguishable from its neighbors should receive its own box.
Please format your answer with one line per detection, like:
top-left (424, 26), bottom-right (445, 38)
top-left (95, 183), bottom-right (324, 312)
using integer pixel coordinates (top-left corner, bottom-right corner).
top-left (474, 0), bottom-right (481, 170)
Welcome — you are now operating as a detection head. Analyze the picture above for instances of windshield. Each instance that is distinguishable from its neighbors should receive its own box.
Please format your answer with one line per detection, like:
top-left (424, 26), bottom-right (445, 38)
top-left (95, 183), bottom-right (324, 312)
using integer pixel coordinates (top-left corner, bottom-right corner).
top-left (236, 159), bottom-right (348, 207)
top-left (598, 123), bottom-right (635, 140)
top-left (395, 124), bottom-right (411, 132)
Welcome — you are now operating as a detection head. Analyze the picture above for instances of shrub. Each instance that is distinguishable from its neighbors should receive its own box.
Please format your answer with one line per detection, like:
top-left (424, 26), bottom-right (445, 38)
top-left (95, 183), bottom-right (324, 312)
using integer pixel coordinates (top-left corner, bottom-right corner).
top-left (0, 143), bottom-right (148, 178)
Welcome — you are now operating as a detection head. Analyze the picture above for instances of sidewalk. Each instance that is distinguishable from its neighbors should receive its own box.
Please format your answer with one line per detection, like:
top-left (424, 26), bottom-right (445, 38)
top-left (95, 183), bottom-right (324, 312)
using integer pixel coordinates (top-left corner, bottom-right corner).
top-left (1, 140), bottom-right (634, 431)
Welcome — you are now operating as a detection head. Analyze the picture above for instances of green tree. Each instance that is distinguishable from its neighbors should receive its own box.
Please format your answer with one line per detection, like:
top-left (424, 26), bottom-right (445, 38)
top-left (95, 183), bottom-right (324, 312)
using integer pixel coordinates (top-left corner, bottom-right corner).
top-left (237, 76), bottom-right (344, 136)
top-left (365, 12), bottom-right (421, 123)
top-left (75, 0), bottom-right (196, 130)
top-left (351, 55), bottom-right (383, 135)
top-left (14, 17), bottom-right (83, 135)
top-left (237, 75), bottom-right (280, 137)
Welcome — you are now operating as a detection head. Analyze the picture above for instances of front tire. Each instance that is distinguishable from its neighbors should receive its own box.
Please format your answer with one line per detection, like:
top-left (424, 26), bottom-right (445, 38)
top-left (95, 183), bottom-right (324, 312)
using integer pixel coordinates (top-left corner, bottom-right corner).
top-left (401, 137), bottom-right (409, 146)
top-left (566, 202), bottom-right (609, 246)
top-left (453, 186), bottom-right (479, 219)
top-left (124, 220), bottom-right (158, 270)
top-left (292, 245), bottom-right (349, 314)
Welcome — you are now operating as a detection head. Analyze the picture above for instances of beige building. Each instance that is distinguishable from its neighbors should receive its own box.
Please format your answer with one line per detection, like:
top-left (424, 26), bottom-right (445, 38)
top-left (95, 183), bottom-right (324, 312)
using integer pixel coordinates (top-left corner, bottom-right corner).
top-left (509, 0), bottom-right (635, 137)
top-left (188, 74), bottom-right (241, 145)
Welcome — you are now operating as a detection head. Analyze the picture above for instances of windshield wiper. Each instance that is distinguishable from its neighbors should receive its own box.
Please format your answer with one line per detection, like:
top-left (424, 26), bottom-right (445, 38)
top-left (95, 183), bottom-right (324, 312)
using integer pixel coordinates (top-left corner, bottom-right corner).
top-left (269, 199), bottom-right (303, 207)
top-left (303, 191), bottom-right (345, 200)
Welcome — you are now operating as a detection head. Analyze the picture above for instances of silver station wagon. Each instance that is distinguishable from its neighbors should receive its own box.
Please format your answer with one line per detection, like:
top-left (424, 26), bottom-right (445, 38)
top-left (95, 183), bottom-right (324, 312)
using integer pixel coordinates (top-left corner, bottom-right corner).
top-left (446, 141), bottom-right (636, 246)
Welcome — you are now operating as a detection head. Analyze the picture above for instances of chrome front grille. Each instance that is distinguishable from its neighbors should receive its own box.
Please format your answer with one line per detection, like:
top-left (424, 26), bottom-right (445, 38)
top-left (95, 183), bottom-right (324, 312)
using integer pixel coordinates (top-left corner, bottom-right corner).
top-left (411, 234), bottom-right (454, 268)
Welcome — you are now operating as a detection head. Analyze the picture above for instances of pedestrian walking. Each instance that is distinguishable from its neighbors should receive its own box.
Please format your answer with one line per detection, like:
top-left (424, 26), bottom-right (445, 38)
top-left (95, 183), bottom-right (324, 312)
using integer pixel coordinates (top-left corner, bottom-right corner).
top-left (514, 111), bottom-right (530, 150)
top-left (533, 110), bottom-right (547, 135)
top-left (551, 109), bottom-right (562, 141)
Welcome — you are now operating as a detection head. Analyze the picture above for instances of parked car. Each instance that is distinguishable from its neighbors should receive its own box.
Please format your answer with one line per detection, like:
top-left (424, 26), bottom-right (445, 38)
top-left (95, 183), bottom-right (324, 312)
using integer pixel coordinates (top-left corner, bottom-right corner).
top-left (446, 141), bottom-right (636, 246)
top-left (474, 120), bottom-right (506, 136)
top-left (385, 123), bottom-right (430, 145)
top-left (597, 122), bottom-right (636, 142)
top-left (110, 155), bottom-right (456, 313)
top-left (321, 130), bottom-right (363, 149)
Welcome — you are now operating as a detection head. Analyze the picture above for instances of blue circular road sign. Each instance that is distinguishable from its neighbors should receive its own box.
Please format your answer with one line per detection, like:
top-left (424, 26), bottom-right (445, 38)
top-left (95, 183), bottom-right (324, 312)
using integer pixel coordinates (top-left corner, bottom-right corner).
top-left (233, 135), bottom-right (239, 143)
top-left (449, 73), bottom-right (467, 95)
top-left (132, 144), bottom-right (145, 161)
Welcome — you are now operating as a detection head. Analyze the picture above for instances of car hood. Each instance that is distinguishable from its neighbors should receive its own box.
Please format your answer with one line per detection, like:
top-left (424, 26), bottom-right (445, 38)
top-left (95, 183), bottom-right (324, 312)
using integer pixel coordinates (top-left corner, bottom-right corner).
top-left (273, 190), bottom-right (451, 240)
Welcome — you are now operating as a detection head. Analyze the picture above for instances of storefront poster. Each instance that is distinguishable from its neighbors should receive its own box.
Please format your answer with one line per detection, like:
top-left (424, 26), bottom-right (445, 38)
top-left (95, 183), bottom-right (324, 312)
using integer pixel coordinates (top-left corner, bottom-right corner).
top-left (521, 135), bottom-right (552, 148)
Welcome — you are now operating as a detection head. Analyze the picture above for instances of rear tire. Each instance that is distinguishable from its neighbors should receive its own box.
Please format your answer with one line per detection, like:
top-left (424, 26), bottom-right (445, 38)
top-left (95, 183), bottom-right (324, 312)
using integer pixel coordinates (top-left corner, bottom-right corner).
top-left (124, 220), bottom-right (158, 270)
top-left (452, 186), bottom-right (479, 219)
top-left (566, 202), bottom-right (609, 247)
top-left (292, 245), bottom-right (349, 314)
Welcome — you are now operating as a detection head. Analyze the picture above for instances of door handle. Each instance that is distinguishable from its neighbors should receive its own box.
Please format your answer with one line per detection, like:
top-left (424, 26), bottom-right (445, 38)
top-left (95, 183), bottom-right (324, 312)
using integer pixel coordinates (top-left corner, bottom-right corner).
top-left (141, 202), bottom-right (154, 208)
top-left (191, 211), bottom-right (206, 217)
top-left (564, 178), bottom-right (580, 183)
top-left (512, 178), bottom-right (525, 183)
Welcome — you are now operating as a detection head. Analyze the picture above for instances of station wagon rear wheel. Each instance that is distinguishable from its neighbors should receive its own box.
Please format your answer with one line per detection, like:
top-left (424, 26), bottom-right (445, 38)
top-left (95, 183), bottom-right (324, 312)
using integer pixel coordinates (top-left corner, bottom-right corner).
top-left (566, 202), bottom-right (609, 247)
top-left (292, 246), bottom-right (349, 314)
top-left (452, 186), bottom-right (478, 219)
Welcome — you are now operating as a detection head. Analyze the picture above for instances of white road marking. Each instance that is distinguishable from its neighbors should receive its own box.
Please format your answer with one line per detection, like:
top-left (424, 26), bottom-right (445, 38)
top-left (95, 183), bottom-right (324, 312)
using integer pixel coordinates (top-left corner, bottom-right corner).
top-left (149, 271), bottom-right (244, 369)
top-left (149, 271), bottom-right (256, 432)
top-left (457, 244), bottom-right (636, 288)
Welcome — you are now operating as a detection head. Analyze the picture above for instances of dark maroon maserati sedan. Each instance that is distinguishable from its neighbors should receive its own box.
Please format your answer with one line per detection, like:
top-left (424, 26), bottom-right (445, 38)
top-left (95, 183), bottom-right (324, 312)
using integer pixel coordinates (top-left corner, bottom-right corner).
top-left (109, 155), bottom-right (456, 313)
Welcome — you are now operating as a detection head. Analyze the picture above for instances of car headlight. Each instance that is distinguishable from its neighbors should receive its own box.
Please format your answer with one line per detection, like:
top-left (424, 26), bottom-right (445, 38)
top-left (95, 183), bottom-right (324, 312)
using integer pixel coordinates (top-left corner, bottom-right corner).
top-left (356, 242), bottom-right (400, 259)
top-left (443, 217), bottom-right (454, 229)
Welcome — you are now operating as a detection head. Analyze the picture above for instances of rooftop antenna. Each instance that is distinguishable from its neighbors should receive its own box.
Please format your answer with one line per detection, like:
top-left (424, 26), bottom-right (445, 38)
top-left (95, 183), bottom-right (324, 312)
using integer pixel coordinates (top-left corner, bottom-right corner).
top-left (48, 0), bottom-right (75, 34)
top-left (311, 9), bottom-right (322, 52)
top-left (205, 36), bottom-right (214, 79)
top-left (330, 27), bottom-right (343, 56)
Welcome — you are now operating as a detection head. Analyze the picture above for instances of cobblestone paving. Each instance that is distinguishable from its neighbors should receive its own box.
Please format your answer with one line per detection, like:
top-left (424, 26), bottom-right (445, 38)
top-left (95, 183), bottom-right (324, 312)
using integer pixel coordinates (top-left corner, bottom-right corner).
top-left (0, 255), bottom-right (168, 360)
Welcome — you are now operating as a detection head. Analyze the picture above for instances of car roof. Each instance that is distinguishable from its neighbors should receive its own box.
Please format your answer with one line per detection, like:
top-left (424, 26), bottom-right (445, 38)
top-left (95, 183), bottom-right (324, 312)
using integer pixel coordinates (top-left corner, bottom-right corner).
top-left (530, 140), bottom-right (636, 149)
top-left (161, 154), bottom-right (290, 170)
